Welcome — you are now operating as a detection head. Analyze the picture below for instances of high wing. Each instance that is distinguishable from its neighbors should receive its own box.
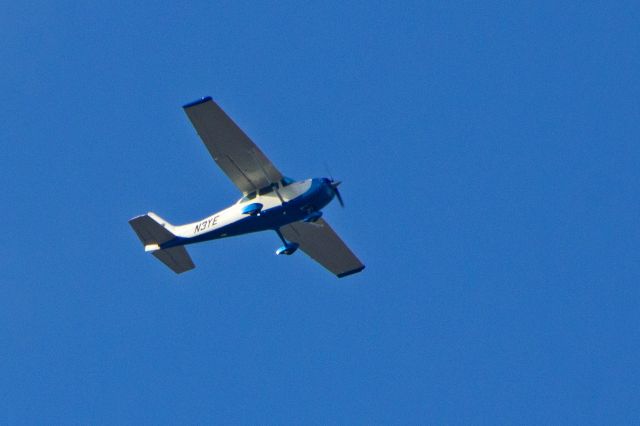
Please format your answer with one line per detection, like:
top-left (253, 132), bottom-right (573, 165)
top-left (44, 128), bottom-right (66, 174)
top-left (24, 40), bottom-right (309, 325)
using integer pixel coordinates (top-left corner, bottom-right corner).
top-left (183, 97), bottom-right (284, 194)
top-left (280, 219), bottom-right (365, 278)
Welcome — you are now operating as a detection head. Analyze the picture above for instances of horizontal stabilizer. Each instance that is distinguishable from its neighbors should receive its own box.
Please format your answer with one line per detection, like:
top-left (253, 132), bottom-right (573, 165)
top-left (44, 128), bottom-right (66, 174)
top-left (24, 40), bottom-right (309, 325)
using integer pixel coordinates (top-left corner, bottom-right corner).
top-left (129, 213), bottom-right (174, 246)
top-left (129, 213), bottom-right (196, 274)
top-left (152, 246), bottom-right (195, 274)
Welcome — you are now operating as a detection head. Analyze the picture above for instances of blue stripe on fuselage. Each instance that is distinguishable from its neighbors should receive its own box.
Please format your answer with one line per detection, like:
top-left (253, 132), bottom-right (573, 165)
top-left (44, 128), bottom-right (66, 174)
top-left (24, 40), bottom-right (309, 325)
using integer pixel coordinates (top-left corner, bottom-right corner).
top-left (162, 178), bottom-right (334, 249)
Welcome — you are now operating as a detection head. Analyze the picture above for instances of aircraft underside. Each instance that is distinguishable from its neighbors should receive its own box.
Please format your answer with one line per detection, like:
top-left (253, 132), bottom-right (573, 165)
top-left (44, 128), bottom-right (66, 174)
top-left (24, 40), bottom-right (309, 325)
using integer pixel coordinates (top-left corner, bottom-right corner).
top-left (129, 97), bottom-right (364, 278)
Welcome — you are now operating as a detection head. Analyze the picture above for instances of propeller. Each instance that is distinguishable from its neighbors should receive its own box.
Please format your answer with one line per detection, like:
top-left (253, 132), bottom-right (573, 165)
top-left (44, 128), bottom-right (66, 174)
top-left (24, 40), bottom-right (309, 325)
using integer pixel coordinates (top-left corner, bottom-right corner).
top-left (324, 162), bottom-right (344, 207)
top-left (329, 179), bottom-right (344, 207)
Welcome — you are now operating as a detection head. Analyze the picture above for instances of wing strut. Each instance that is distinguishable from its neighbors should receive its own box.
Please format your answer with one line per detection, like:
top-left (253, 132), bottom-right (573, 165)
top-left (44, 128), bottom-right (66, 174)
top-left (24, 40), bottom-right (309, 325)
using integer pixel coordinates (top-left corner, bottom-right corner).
top-left (280, 219), bottom-right (364, 277)
top-left (251, 149), bottom-right (286, 204)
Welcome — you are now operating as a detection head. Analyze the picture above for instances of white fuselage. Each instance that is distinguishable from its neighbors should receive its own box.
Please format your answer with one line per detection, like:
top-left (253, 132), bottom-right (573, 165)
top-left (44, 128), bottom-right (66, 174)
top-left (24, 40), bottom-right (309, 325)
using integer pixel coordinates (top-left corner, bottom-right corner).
top-left (171, 179), bottom-right (314, 240)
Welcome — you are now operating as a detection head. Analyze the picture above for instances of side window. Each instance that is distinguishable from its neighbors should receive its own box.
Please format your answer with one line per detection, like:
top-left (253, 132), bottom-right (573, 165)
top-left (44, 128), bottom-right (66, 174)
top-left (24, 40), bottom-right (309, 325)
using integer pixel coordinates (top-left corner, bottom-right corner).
top-left (281, 177), bottom-right (294, 187)
top-left (258, 185), bottom-right (274, 196)
top-left (239, 191), bottom-right (256, 203)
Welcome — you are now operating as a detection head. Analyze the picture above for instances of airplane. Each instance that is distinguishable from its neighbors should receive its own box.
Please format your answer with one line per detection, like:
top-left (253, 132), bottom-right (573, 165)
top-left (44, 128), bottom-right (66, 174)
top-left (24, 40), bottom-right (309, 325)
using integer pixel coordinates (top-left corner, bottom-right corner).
top-left (129, 97), bottom-right (365, 278)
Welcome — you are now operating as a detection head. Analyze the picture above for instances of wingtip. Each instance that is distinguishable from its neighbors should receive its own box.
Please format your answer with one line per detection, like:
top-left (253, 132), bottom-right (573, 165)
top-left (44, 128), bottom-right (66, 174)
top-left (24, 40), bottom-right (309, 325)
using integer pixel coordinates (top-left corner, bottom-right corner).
top-left (183, 96), bottom-right (213, 109)
top-left (337, 265), bottom-right (365, 278)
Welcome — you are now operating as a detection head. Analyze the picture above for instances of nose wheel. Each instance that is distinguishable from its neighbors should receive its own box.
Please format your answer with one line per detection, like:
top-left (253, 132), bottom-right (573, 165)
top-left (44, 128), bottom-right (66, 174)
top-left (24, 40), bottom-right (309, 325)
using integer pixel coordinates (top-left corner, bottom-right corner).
top-left (274, 229), bottom-right (299, 255)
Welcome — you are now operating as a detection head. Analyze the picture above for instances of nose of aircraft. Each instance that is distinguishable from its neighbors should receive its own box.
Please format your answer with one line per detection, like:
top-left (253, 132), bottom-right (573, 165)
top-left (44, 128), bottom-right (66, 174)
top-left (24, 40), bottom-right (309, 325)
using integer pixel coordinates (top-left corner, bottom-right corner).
top-left (322, 177), bottom-right (344, 207)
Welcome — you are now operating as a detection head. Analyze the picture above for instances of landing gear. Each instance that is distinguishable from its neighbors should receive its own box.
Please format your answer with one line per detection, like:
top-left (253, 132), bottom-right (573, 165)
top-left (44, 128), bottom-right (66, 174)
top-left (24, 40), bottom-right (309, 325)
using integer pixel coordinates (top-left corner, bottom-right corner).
top-left (276, 243), bottom-right (299, 256)
top-left (274, 229), bottom-right (299, 255)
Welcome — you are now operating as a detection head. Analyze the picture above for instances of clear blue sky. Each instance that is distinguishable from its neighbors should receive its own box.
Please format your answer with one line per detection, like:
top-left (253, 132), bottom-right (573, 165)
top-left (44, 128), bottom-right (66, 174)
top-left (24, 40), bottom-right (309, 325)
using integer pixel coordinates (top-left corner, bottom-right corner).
top-left (2, 1), bottom-right (638, 423)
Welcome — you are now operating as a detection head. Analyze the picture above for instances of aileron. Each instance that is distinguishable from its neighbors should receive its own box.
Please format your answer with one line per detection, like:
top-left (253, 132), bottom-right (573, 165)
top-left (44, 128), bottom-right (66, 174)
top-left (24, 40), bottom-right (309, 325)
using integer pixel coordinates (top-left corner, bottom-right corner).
top-left (183, 97), bottom-right (283, 193)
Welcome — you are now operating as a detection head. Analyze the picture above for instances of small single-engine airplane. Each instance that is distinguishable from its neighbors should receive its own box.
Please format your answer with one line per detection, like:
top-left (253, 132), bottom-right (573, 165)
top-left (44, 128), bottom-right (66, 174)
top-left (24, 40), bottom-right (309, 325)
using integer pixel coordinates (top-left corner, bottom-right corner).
top-left (129, 97), bottom-right (365, 278)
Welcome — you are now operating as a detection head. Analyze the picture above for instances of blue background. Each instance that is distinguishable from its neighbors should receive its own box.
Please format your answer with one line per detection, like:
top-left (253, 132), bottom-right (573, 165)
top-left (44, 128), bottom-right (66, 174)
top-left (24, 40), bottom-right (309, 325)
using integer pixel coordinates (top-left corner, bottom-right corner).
top-left (2, 1), bottom-right (638, 423)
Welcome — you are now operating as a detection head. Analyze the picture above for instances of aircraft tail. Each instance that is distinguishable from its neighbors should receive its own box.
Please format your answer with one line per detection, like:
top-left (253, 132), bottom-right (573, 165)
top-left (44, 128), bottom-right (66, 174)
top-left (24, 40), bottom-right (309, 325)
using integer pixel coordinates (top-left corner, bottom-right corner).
top-left (129, 213), bottom-right (195, 274)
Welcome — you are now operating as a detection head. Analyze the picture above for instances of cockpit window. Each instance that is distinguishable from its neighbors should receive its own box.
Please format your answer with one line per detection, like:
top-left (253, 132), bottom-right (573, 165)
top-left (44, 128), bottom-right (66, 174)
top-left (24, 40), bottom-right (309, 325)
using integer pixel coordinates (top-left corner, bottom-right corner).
top-left (258, 184), bottom-right (275, 196)
top-left (239, 178), bottom-right (294, 202)
top-left (280, 177), bottom-right (295, 187)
